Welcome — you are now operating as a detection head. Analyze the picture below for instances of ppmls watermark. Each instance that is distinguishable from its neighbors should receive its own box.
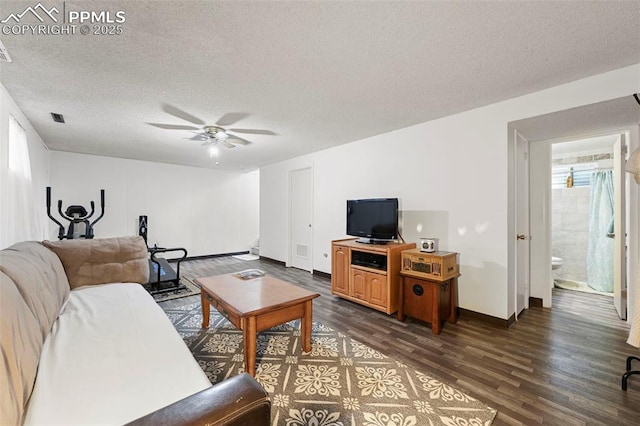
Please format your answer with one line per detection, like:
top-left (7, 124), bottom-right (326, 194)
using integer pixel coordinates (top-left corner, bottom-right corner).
top-left (1, 2), bottom-right (126, 36)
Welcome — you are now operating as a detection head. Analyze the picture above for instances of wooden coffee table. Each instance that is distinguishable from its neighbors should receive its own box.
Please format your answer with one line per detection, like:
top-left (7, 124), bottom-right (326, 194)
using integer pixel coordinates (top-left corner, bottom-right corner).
top-left (195, 273), bottom-right (320, 376)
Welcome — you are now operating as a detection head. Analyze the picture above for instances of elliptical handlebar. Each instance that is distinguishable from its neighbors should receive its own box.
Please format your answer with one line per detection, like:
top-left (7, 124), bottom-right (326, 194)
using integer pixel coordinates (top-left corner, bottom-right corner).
top-left (90, 189), bottom-right (105, 227)
top-left (57, 199), bottom-right (72, 221)
top-left (46, 187), bottom-right (66, 240)
top-left (85, 201), bottom-right (95, 220)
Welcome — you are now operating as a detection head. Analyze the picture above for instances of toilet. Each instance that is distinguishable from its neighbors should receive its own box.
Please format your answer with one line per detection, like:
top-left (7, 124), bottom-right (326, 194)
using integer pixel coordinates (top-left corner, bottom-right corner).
top-left (552, 256), bottom-right (563, 270)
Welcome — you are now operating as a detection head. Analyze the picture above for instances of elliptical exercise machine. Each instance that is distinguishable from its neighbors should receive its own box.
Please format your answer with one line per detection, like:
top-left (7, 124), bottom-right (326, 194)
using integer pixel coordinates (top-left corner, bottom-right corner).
top-left (46, 186), bottom-right (105, 240)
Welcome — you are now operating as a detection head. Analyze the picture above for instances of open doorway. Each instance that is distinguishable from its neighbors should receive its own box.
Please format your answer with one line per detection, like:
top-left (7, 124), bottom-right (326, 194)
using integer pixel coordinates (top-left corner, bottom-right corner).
top-left (509, 95), bottom-right (639, 325)
top-left (550, 135), bottom-right (623, 318)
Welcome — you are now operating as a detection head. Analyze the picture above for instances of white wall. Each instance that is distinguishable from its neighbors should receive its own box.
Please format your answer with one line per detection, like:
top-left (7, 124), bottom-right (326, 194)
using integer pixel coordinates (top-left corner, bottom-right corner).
top-left (552, 186), bottom-right (591, 283)
top-left (0, 83), bottom-right (50, 249)
top-left (260, 64), bottom-right (640, 320)
top-left (49, 151), bottom-right (259, 257)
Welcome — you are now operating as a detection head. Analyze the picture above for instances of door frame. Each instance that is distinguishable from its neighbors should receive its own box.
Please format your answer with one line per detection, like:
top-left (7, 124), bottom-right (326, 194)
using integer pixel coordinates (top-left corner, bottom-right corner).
top-left (529, 140), bottom-right (552, 308)
top-left (288, 166), bottom-right (314, 272)
top-left (528, 130), bottom-right (631, 311)
top-left (613, 134), bottom-right (627, 319)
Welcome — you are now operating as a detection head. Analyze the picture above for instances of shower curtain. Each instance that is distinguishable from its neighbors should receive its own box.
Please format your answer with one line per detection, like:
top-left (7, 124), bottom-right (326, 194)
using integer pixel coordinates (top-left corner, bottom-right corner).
top-left (586, 170), bottom-right (614, 292)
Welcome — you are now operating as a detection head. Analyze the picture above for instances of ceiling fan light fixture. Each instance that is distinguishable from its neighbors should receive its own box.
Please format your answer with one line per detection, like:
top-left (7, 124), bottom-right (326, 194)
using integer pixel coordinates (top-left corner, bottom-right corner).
top-left (208, 145), bottom-right (219, 158)
top-left (214, 131), bottom-right (229, 141)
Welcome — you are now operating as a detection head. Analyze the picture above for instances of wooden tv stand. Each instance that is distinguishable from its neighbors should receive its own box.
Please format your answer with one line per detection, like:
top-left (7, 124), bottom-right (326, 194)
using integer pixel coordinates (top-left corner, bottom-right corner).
top-left (331, 238), bottom-right (416, 314)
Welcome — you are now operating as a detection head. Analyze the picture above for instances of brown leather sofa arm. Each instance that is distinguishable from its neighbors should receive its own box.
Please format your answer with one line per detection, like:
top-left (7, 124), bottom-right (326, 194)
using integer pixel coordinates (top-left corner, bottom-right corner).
top-left (126, 373), bottom-right (271, 426)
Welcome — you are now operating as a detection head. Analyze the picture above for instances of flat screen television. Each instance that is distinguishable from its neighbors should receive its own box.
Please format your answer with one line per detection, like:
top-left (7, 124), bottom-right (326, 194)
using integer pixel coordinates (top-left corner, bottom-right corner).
top-left (346, 198), bottom-right (399, 244)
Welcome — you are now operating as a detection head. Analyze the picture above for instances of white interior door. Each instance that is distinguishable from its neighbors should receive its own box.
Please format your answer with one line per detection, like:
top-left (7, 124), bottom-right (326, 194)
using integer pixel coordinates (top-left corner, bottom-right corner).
top-left (515, 130), bottom-right (530, 316)
top-left (289, 167), bottom-right (313, 272)
top-left (613, 135), bottom-right (627, 319)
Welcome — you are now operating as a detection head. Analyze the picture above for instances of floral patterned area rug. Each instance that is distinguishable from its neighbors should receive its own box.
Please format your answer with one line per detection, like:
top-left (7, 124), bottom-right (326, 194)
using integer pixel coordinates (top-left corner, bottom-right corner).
top-left (163, 302), bottom-right (497, 426)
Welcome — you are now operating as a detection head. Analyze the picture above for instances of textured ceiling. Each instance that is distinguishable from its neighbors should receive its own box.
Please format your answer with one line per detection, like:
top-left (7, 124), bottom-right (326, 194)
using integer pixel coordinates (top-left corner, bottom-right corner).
top-left (1, 1), bottom-right (639, 171)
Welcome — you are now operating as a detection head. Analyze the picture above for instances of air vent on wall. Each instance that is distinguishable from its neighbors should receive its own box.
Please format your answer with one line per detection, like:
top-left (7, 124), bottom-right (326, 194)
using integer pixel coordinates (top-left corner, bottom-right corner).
top-left (0, 40), bottom-right (12, 63)
top-left (51, 113), bottom-right (65, 123)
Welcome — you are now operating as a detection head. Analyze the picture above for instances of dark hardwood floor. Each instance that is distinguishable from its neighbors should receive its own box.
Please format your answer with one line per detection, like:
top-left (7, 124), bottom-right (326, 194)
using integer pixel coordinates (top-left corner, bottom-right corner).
top-left (161, 256), bottom-right (640, 425)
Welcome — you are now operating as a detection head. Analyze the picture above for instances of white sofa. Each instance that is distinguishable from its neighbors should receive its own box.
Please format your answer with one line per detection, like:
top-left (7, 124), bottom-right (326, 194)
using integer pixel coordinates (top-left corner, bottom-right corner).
top-left (0, 236), bottom-right (270, 425)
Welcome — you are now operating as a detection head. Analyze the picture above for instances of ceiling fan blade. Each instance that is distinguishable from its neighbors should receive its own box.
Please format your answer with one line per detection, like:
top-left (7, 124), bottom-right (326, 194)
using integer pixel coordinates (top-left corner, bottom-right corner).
top-left (215, 113), bottom-right (250, 127)
top-left (147, 123), bottom-right (200, 130)
top-left (222, 140), bottom-right (236, 149)
top-left (228, 135), bottom-right (251, 145)
top-left (228, 128), bottom-right (276, 136)
top-left (189, 134), bottom-right (208, 141)
top-left (201, 140), bottom-right (213, 146)
top-left (161, 103), bottom-right (205, 125)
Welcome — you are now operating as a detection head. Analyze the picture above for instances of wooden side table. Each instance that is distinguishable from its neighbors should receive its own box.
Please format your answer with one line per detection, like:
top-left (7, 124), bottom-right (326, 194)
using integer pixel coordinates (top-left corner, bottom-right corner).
top-left (398, 273), bottom-right (459, 335)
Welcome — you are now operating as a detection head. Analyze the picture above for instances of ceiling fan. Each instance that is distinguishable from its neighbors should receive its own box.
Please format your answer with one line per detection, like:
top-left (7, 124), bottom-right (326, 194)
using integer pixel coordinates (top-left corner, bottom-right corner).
top-left (195, 125), bottom-right (249, 149)
top-left (147, 104), bottom-right (276, 150)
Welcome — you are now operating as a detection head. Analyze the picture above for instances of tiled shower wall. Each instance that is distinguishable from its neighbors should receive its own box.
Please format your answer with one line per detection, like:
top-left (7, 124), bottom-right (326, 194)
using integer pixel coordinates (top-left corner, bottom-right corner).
top-left (552, 186), bottom-right (590, 282)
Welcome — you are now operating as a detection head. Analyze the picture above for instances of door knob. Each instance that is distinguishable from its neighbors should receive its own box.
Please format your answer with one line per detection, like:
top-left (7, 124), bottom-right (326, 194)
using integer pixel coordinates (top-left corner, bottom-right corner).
top-left (517, 234), bottom-right (526, 240)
